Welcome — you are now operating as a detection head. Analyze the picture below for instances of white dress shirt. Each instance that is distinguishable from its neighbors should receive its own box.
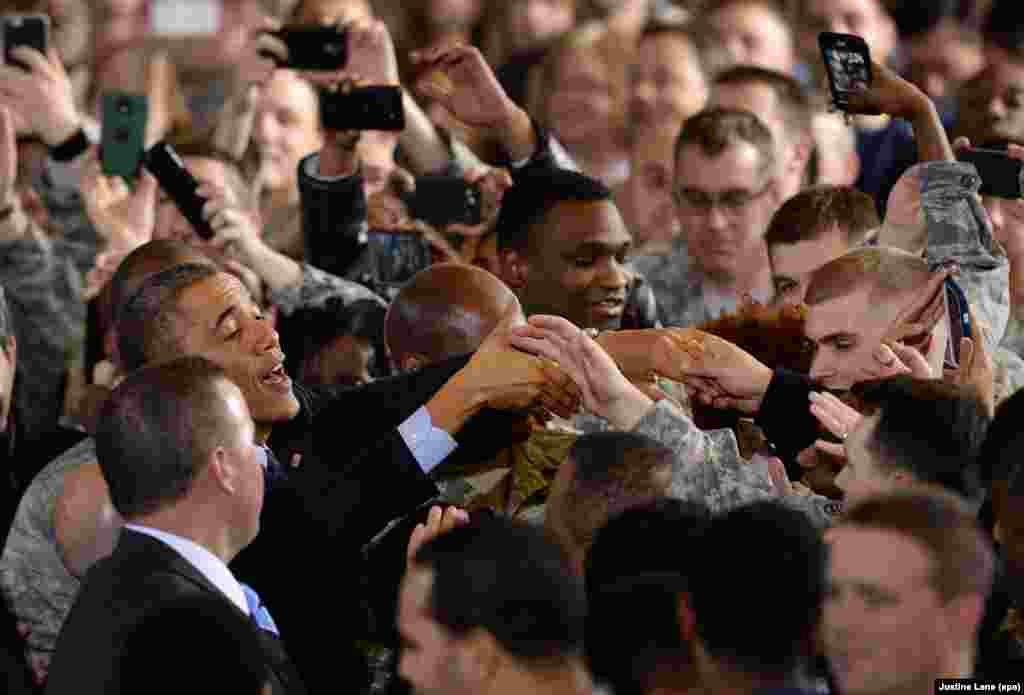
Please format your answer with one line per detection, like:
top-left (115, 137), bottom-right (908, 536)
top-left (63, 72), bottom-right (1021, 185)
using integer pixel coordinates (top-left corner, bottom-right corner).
top-left (125, 524), bottom-right (249, 616)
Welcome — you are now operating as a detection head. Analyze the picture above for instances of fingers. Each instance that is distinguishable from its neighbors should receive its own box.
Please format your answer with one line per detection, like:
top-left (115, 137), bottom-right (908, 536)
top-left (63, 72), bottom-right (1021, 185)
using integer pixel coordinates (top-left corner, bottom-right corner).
top-left (410, 41), bottom-right (476, 68)
top-left (952, 136), bottom-right (971, 153)
top-left (10, 46), bottom-right (49, 76)
top-left (814, 440), bottom-right (848, 460)
top-left (1008, 143), bottom-right (1024, 162)
top-left (888, 341), bottom-right (934, 378)
top-left (809, 391), bottom-right (862, 440)
top-left (525, 314), bottom-right (582, 341)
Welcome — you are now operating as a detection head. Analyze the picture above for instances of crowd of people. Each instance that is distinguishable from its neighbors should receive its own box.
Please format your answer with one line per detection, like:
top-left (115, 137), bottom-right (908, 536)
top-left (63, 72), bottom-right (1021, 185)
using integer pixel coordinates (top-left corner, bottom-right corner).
top-left (0, 0), bottom-right (1023, 693)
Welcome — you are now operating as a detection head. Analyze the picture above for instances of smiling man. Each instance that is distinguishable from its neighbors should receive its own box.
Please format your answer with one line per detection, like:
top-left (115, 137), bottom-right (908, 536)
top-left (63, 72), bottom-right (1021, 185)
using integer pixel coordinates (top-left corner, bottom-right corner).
top-left (495, 167), bottom-right (633, 331)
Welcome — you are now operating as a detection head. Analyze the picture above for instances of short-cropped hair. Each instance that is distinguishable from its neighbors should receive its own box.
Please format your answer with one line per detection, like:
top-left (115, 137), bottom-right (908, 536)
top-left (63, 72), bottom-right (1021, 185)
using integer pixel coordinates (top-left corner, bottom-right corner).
top-left (95, 356), bottom-right (237, 518)
top-left (803, 246), bottom-right (931, 307)
top-left (412, 515), bottom-right (585, 667)
top-left (714, 65), bottom-right (813, 141)
top-left (843, 488), bottom-right (996, 602)
top-left (675, 108), bottom-right (776, 180)
top-left (765, 185), bottom-right (879, 248)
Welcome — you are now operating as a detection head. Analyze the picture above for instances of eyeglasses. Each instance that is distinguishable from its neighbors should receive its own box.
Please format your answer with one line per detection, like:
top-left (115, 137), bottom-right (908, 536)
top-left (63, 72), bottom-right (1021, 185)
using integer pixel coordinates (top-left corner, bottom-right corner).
top-left (673, 181), bottom-right (774, 216)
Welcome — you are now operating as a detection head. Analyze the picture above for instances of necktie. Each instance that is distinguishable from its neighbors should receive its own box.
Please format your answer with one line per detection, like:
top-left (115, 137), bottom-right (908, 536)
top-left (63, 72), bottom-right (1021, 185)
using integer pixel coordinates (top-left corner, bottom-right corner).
top-left (241, 582), bottom-right (280, 637)
top-left (260, 445), bottom-right (289, 493)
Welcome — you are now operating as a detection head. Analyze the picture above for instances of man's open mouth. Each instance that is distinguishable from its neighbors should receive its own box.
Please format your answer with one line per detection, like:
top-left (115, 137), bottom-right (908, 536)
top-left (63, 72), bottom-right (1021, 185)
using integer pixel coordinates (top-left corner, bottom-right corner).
top-left (261, 363), bottom-right (290, 387)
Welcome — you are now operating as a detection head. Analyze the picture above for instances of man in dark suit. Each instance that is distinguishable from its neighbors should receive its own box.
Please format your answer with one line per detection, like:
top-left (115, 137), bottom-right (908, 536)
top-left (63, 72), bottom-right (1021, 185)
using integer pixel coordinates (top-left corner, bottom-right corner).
top-left (45, 356), bottom-right (306, 695)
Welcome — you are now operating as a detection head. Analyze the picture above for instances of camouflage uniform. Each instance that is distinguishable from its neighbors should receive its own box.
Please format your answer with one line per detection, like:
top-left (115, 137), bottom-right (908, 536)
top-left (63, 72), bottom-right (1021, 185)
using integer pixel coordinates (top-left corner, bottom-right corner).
top-left (629, 240), bottom-right (712, 328)
top-left (631, 400), bottom-right (840, 529)
top-left (0, 262), bottom-right (380, 667)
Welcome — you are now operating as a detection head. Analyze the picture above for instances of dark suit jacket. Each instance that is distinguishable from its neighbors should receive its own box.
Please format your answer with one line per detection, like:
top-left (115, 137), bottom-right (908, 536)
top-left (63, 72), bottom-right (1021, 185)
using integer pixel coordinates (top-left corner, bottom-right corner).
top-left (44, 529), bottom-right (306, 695)
top-left (232, 355), bottom-right (529, 693)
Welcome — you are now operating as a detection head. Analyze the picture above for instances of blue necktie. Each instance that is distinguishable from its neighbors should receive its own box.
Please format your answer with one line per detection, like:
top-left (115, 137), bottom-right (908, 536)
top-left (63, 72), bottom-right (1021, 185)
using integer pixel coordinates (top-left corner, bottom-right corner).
top-left (241, 582), bottom-right (280, 637)
top-left (259, 445), bottom-right (289, 494)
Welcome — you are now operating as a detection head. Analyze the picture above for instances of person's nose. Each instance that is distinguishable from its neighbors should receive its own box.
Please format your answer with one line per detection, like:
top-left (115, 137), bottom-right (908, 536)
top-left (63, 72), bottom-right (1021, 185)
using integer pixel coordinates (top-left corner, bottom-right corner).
top-left (809, 351), bottom-right (834, 383)
top-left (254, 111), bottom-right (277, 147)
top-left (923, 72), bottom-right (946, 100)
top-left (597, 258), bottom-right (630, 291)
top-left (632, 81), bottom-right (656, 113)
top-left (988, 96), bottom-right (1008, 121)
top-left (252, 317), bottom-right (281, 354)
top-left (706, 203), bottom-right (729, 231)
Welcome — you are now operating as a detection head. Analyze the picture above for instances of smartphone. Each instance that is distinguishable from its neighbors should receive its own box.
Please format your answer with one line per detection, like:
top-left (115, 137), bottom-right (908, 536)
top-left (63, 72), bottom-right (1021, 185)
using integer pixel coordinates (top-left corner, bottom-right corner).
top-left (944, 276), bottom-right (972, 370)
top-left (957, 147), bottom-right (1024, 199)
top-left (101, 93), bottom-right (149, 181)
top-left (144, 141), bottom-right (214, 240)
top-left (405, 176), bottom-right (482, 228)
top-left (2, 14), bottom-right (48, 68)
top-left (149, 0), bottom-right (222, 36)
top-left (368, 229), bottom-right (432, 287)
top-left (818, 32), bottom-right (872, 110)
top-left (319, 85), bottom-right (405, 132)
top-left (264, 24), bottom-right (347, 70)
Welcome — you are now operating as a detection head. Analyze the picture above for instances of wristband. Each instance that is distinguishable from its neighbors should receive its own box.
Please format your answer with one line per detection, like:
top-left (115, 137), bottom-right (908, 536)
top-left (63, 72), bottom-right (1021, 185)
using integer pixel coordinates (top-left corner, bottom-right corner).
top-left (50, 127), bottom-right (90, 162)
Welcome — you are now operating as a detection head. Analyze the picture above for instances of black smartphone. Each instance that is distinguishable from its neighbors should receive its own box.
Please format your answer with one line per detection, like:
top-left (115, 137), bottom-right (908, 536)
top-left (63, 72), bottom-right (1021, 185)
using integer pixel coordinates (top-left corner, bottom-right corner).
top-left (368, 228), bottom-right (432, 287)
top-left (101, 92), bottom-right (149, 181)
top-left (264, 24), bottom-right (347, 70)
top-left (944, 276), bottom-right (972, 370)
top-left (3, 14), bottom-right (48, 68)
top-left (818, 32), bottom-right (872, 110)
top-left (143, 141), bottom-right (214, 240)
top-left (957, 147), bottom-right (1024, 199)
top-left (405, 175), bottom-right (482, 228)
top-left (319, 85), bottom-right (405, 132)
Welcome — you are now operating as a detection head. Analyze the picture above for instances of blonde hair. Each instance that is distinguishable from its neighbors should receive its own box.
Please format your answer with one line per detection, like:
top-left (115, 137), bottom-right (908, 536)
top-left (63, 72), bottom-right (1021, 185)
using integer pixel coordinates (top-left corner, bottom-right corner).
top-left (804, 246), bottom-right (932, 306)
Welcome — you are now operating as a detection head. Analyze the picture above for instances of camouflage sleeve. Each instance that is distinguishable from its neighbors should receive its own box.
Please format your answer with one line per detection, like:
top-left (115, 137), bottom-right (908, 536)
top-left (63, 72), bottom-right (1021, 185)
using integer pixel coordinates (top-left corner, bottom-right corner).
top-left (920, 161), bottom-right (1010, 350)
top-left (0, 206), bottom-right (85, 442)
top-left (267, 262), bottom-right (387, 317)
top-left (631, 400), bottom-right (839, 528)
top-left (35, 157), bottom-right (103, 282)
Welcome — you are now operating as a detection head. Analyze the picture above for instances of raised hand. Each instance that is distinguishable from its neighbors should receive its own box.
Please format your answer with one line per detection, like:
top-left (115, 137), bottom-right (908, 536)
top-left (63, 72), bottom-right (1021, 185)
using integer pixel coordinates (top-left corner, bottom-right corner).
top-left (510, 315), bottom-right (654, 429)
top-left (843, 59), bottom-right (930, 121)
top-left (445, 166), bottom-right (513, 238)
top-left (0, 46), bottom-right (80, 147)
top-left (883, 270), bottom-right (949, 349)
top-left (0, 107), bottom-right (16, 211)
top-left (196, 182), bottom-right (265, 262)
top-left (406, 505), bottom-right (470, 567)
top-left (943, 301), bottom-right (995, 416)
top-left (809, 391), bottom-right (863, 443)
top-left (411, 43), bottom-right (517, 131)
top-left (81, 163), bottom-right (158, 253)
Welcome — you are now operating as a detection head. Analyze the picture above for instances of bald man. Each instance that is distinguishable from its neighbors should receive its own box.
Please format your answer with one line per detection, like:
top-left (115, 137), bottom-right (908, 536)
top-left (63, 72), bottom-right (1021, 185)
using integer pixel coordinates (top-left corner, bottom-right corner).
top-left (385, 263), bottom-right (521, 372)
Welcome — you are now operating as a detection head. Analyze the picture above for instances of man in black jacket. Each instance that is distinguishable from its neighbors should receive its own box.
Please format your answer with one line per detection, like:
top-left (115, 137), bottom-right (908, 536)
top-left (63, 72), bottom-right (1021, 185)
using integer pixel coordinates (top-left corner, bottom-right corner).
top-left (46, 357), bottom-right (305, 695)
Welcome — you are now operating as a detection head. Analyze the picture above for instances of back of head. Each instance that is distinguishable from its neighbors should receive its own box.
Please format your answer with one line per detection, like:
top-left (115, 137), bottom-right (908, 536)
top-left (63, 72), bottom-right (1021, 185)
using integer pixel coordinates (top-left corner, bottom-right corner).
top-left (117, 263), bottom-right (222, 372)
top-left (290, 297), bottom-right (389, 385)
top-left (852, 376), bottom-right (990, 504)
top-left (675, 107), bottom-right (776, 177)
top-left (803, 245), bottom-right (931, 307)
top-left (95, 356), bottom-right (236, 519)
top-left (765, 185), bottom-right (879, 249)
top-left (549, 432), bottom-right (675, 560)
top-left (412, 514), bottom-right (585, 667)
top-left (689, 501), bottom-right (826, 677)
top-left (495, 167), bottom-right (612, 254)
top-left (109, 241), bottom-right (213, 322)
top-left (843, 488), bottom-right (995, 603)
top-left (979, 387), bottom-right (1024, 525)
top-left (119, 594), bottom-right (269, 695)
top-left (714, 65), bottom-right (813, 140)
top-left (385, 263), bottom-right (519, 366)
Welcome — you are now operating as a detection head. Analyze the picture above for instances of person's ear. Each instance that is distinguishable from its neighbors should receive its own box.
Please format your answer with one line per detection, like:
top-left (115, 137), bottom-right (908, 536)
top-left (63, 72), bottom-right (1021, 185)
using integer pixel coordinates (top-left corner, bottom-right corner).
top-left (208, 447), bottom-right (239, 496)
top-left (791, 137), bottom-right (814, 178)
top-left (399, 353), bottom-right (429, 372)
top-left (499, 248), bottom-right (530, 291)
top-left (457, 629), bottom-right (502, 687)
top-left (943, 593), bottom-right (986, 647)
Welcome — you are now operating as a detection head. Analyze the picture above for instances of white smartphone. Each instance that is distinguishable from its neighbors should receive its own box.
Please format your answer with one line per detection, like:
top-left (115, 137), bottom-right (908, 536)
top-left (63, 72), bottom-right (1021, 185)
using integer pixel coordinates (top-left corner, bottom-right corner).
top-left (148, 0), bottom-right (222, 37)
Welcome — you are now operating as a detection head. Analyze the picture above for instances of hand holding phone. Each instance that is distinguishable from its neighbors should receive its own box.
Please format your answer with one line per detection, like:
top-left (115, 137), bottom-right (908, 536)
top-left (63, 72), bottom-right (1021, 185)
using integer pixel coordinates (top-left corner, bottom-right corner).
top-left (148, 0), bottom-right (222, 37)
top-left (260, 24), bottom-right (348, 71)
top-left (144, 141), bottom-right (214, 240)
top-left (319, 84), bottom-right (404, 132)
top-left (818, 32), bottom-right (872, 112)
top-left (405, 175), bottom-right (482, 228)
top-left (101, 93), bottom-right (149, 181)
top-left (2, 14), bottom-right (47, 69)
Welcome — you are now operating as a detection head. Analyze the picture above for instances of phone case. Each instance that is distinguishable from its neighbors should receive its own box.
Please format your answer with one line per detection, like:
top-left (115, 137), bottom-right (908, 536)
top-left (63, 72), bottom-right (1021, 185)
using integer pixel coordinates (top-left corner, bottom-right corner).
top-left (319, 85), bottom-right (405, 132)
top-left (101, 93), bottom-right (149, 181)
top-left (3, 14), bottom-right (48, 67)
top-left (269, 25), bottom-right (347, 70)
top-left (957, 148), bottom-right (1024, 199)
top-left (406, 176), bottom-right (482, 227)
top-left (149, 0), bottom-right (222, 36)
top-left (818, 32), bottom-right (872, 110)
top-left (368, 229), bottom-right (432, 286)
top-left (144, 142), bottom-right (214, 240)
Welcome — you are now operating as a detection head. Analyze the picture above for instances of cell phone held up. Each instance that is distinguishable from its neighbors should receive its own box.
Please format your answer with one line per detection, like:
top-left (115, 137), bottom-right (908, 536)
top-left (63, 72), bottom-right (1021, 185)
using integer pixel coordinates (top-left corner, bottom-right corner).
top-left (957, 147), bottom-right (1024, 199)
top-left (144, 141), bottom-right (215, 240)
top-left (101, 93), bottom-right (149, 182)
top-left (264, 24), bottom-right (348, 71)
top-left (319, 85), bottom-right (405, 132)
top-left (405, 176), bottom-right (483, 228)
top-left (819, 32), bottom-right (872, 111)
top-left (2, 14), bottom-right (48, 69)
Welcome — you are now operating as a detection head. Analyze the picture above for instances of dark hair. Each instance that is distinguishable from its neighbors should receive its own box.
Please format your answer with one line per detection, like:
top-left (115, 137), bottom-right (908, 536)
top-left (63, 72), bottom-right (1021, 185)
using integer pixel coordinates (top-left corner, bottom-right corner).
top-left (290, 297), bottom-right (389, 385)
top-left (714, 65), bottom-right (813, 140)
top-left (119, 594), bottom-right (269, 694)
top-left (893, 0), bottom-right (972, 39)
top-left (765, 185), bottom-right (879, 248)
top-left (843, 488), bottom-right (995, 601)
top-left (494, 167), bottom-right (611, 253)
top-left (584, 497), bottom-right (711, 596)
top-left (852, 376), bottom-right (990, 504)
top-left (95, 356), bottom-right (238, 518)
top-left (109, 241), bottom-right (214, 324)
top-left (982, 0), bottom-right (1024, 60)
top-left (412, 514), bottom-right (585, 667)
top-left (975, 386), bottom-right (1024, 526)
top-left (557, 432), bottom-right (676, 554)
top-left (117, 263), bottom-right (221, 372)
top-left (0, 285), bottom-right (13, 354)
top-left (674, 108), bottom-right (776, 179)
top-left (689, 501), bottom-right (826, 677)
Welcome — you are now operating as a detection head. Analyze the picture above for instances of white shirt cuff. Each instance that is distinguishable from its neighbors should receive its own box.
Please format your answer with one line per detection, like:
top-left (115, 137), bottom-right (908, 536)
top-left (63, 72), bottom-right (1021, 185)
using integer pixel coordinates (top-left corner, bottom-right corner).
top-left (398, 405), bottom-right (458, 474)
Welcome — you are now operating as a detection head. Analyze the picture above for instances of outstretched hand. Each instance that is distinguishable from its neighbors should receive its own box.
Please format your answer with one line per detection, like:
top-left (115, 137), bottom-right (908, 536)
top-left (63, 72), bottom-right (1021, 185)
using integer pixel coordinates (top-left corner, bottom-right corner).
top-left (407, 505), bottom-right (470, 568)
top-left (411, 43), bottom-right (517, 132)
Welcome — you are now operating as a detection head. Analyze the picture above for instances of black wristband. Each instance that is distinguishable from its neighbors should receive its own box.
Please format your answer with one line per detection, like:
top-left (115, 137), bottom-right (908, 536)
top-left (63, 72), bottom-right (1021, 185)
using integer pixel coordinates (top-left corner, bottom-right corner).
top-left (50, 128), bottom-right (90, 162)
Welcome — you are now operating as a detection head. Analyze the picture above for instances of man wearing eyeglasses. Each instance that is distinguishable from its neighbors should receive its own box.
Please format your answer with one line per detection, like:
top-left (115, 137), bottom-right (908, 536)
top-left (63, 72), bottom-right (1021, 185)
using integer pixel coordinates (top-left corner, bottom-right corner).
top-left (633, 108), bottom-right (782, 327)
